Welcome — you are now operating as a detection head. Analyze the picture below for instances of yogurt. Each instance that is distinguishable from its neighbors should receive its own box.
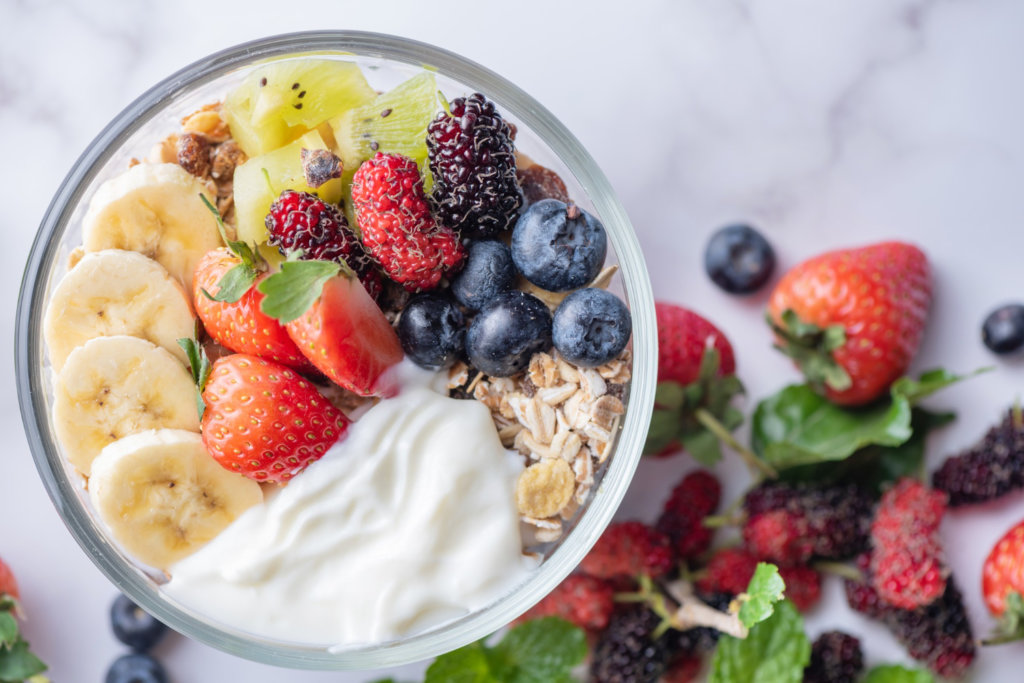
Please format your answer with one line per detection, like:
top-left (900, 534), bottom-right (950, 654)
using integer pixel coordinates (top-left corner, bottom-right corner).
top-left (164, 362), bottom-right (536, 646)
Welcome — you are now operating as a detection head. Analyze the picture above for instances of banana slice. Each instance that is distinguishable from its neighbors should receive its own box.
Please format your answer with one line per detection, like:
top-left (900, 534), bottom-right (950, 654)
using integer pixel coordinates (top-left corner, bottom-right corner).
top-left (43, 249), bottom-right (195, 371)
top-left (89, 429), bottom-right (263, 570)
top-left (53, 336), bottom-right (200, 476)
top-left (82, 163), bottom-right (222, 287)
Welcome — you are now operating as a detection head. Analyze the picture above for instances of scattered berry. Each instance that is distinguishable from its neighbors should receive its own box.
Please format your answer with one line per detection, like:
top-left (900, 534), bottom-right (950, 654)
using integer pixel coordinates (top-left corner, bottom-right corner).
top-left (351, 152), bottom-right (464, 291)
top-left (105, 653), bottom-right (168, 683)
top-left (779, 565), bottom-right (822, 612)
top-left (265, 189), bottom-right (382, 300)
top-left (982, 303), bottom-right (1024, 354)
top-left (396, 294), bottom-right (465, 370)
top-left (449, 240), bottom-right (516, 311)
top-left (517, 574), bottom-right (615, 632)
top-left (517, 163), bottom-right (569, 206)
top-left (427, 92), bottom-right (522, 238)
top-left (511, 199), bottom-right (607, 292)
top-left (590, 605), bottom-right (669, 683)
top-left (933, 407), bottom-right (1024, 506)
top-left (982, 518), bottom-right (1024, 616)
top-left (655, 303), bottom-right (735, 386)
top-left (110, 594), bottom-right (169, 652)
top-left (703, 224), bottom-right (776, 295)
top-left (552, 288), bottom-right (632, 367)
top-left (697, 548), bottom-right (759, 596)
top-left (580, 521), bottom-right (674, 580)
top-left (0, 556), bottom-right (18, 601)
top-left (201, 354), bottom-right (349, 482)
top-left (870, 478), bottom-right (948, 609)
top-left (803, 631), bottom-right (864, 683)
top-left (662, 654), bottom-right (702, 683)
top-left (656, 469), bottom-right (720, 560)
top-left (193, 248), bottom-right (312, 372)
top-left (465, 290), bottom-right (552, 377)
top-left (844, 553), bottom-right (886, 619)
top-left (743, 483), bottom-right (872, 563)
top-left (768, 241), bottom-right (931, 405)
top-left (667, 591), bottom-right (733, 656)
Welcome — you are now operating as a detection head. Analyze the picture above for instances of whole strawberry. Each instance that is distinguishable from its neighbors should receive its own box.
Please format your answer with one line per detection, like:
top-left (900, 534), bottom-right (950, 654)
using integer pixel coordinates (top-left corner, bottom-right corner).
top-left (259, 258), bottom-right (404, 397)
top-left (870, 478), bottom-right (948, 609)
top-left (768, 241), bottom-right (931, 406)
top-left (201, 354), bottom-right (349, 483)
top-left (656, 302), bottom-right (735, 385)
top-left (0, 556), bottom-right (18, 602)
top-left (351, 152), bottom-right (464, 291)
top-left (193, 248), bottom-right (312, 372)
top-left (265, 189), bottom-right (383, 301)
top-left (517, 574), bottom-right (615, 632)
top-left (580, 521), bottom-right (674, 580)
top-left (982, 519), bottom-right (1024, 616)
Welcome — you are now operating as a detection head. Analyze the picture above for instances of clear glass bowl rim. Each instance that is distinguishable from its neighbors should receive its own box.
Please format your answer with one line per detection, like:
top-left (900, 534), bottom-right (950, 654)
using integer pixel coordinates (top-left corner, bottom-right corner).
top-left (15, 30), bottom-right (656, 670)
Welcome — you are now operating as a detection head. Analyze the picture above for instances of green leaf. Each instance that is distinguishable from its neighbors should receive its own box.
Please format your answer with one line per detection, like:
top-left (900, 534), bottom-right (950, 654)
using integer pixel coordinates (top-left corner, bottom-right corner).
top-left (177, 337), bottom-right (212, 421)
top-left (890, 368), bottom-right (987, 404)
top-left (654, 382), bottom-right (686, 411)
top-left (258, 260), bottom-right (340, 324)
top-left (0, 640), bottom-right (47, 680)
top-left (425, 642), bottom-right (496, 683)
top-left (210, 262), bottom-right (258, 303)
top-left (710, 600), bottom-right (810, 683)
top-left (680, 428), bottom-right (723, 466)
top-left (861, 664), bottom-right (935, 683)
top-left (738, 563), bottom-right (786, 628)
top-left (769, 310), bottom-right (851, 392)
top-left (751, 384), bottom-right (911, 468)
top-left (644, 408), bottom-right (682, 455)
top-left (0, 612), bottom-right (16, 648)
top-left (488, 617), bottom-right (587, 683)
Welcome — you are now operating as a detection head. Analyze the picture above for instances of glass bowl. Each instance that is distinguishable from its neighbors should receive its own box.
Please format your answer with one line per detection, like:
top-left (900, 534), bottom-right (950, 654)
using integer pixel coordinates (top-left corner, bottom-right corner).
top-left (15, 31), bottom-right (655, 669)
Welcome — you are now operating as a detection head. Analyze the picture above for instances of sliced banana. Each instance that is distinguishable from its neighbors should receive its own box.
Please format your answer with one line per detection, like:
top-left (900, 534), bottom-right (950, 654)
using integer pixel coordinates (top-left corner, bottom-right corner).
top-left (89, 429), bottom-right (263, 570)
top-left (82, 163), bottom-right (222, 287)
top-left (43, 249), bottom-right (195, 371)
top-left (53, 336), bottom-right (200, 476)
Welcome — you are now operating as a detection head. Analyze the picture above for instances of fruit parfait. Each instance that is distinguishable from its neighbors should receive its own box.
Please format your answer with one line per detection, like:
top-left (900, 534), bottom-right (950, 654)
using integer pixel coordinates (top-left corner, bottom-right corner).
top-left (21, 36), bottom-right (654, 665)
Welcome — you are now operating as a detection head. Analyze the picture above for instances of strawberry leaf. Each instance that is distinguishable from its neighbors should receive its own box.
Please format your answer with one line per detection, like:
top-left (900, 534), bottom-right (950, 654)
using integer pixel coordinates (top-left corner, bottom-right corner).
top-left (769, 309), bottom-right (852, 393)
top-left (983, 591), bottom-right (1024, 645)
top-left (258, 260), bottom-right (341, 324)
top-left (0, 612), bottom-right (16, 647)
top-left (0, 639), bottom-right (47, 681)
top-left (210, 262), bottom-right (258, 303)
top-left (177, 336), bottom-right (212, 421)
top-left (710, 600), bottom-right (810, 683)
top-left (737, 563), bottom-right (786, 628)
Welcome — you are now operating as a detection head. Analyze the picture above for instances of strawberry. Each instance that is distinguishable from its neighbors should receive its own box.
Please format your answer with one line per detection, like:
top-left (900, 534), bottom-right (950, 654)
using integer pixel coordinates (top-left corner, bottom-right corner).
top-left (0, 556), bottom-right (19, 601)
top-left (193, 248), bottom-right (312, 371)
top-left (259, 259), bottom-right (404, 396)
top-left (982, 519), bottom-right (1024, 616)
top-left (644, 303), bottom-right (743, 463)
top-left (351, 152), bottom-right (465, 292)
top-left (517, 574), bottom-right (615, 632)
top-left (200, 354), bottom-right (349, 482)
top-left (768, 241), bottom-right (931, 406)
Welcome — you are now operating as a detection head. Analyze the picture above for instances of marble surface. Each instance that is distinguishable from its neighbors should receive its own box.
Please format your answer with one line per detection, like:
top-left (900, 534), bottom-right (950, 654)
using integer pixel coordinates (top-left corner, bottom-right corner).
top-left (3, 0), bottom-right (1024, 680)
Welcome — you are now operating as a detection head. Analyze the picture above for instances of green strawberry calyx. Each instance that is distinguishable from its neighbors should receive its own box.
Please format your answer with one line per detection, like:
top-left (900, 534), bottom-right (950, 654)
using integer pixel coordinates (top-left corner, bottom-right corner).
top-left (0, 594), bottom-right (48, 682)
top-left (198, 193), bottom-right (268, 303)
top-left (768, 308), bottom-right (853, 393)
top-left (983, 591), bottom-right (1024, 646)
top-left (258, 253), bottom-right (355, 325)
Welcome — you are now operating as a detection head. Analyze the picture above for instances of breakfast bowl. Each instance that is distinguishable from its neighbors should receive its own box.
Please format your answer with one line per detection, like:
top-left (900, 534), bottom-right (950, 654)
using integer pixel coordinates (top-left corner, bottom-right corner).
top-left (15, 31), bottom-right (656, 669)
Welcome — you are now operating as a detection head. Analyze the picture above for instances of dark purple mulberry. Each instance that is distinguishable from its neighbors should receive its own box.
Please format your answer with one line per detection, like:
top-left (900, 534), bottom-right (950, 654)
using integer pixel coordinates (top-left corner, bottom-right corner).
top-left (932, 408), bottom-right (1024, 506)
top-left (427, 93), bottom-right (522, 238)
top-left (803, 631), bottom-right (864, 683)
top-left (590, 606), bottom-right (669, 683)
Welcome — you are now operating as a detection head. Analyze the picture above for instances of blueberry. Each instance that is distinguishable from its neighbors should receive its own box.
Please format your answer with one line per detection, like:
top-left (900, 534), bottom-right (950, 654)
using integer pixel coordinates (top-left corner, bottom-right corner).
top-left (511, 199), bottom-right (607, 292)
top-left (465, 290), bottom-right (552, 377)
top-left (110, 594), bottom-right (168, 652)
top-left (105, 653), bottom-right (168, 683)
top-left (704, 224), bottom-right (776, 294)
top-left (553, 288), bottom-right (632, 367)
top-left (397, 294), bottom-right (466, 370)
top-left (450, 240), bottom-right (517, 311)
top-left (982, 304), bottom-right (1024, 354)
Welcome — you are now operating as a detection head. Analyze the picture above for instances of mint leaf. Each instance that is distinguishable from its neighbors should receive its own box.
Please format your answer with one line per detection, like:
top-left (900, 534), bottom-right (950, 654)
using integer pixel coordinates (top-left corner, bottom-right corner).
top-left (0, 640), bottom-right (47, 680)
top-left (710, 600), bottom-right (810, 683)
top-left (425, 642), bottom-right (496, 683)
top-left (751, 383), bottom-right (911, 468)
top-left (0, 612), bottom-right (16, 647)
top-left (258, 260), bottom-right (340, 324)
top-left (862, 664), bottom-right (935, 683)
top-left (890, 368), bottom-right (985, 404)
top-left (488, 617), bottom-right (587, 683)
top-left (738, 563), bottom-right (785, 628)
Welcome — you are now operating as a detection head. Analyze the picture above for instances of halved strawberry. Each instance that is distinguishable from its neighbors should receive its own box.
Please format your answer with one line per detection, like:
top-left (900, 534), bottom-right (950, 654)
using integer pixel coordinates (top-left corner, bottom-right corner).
top-left (259, 259), bottom-right (403, 396)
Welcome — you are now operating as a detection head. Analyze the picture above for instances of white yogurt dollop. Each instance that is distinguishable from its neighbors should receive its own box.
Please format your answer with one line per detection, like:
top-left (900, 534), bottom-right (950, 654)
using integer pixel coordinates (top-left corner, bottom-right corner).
top-left (164, 362), bottom-right (536, 647)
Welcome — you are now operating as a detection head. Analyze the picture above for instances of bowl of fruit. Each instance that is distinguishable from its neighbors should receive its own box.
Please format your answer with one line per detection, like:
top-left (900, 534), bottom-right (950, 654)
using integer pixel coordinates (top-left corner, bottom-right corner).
top-left (15, 31), bottom-right (656, 668)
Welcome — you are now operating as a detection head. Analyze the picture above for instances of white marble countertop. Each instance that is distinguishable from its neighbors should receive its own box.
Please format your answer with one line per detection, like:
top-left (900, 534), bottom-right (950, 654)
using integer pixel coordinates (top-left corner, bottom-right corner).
top-left (3, 0), bottom-right (1024, 680)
